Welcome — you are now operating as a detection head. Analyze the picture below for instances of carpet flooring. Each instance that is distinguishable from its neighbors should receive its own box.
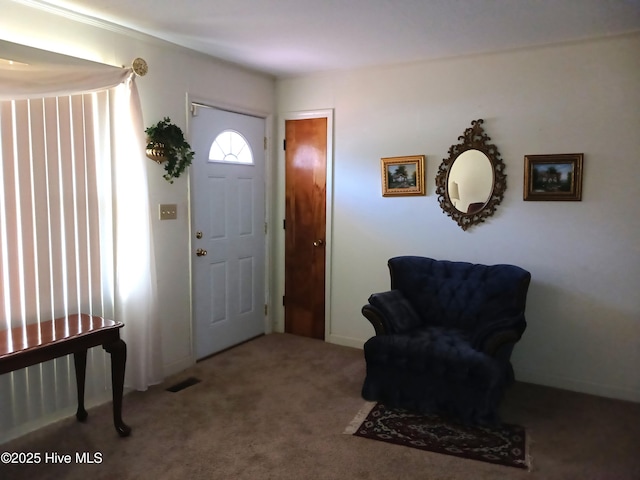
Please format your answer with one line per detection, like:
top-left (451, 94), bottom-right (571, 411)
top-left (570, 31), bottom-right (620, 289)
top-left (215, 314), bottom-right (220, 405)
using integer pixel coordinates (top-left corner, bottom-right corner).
top-left (1, 333), bottom-right (639, 480)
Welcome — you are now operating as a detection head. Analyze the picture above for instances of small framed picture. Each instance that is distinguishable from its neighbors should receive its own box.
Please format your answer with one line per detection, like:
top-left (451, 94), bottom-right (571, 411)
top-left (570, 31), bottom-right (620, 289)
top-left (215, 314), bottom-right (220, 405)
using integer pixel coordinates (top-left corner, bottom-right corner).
top-left (524, 153), bottom-right (583, 201)
top-left (381, 155), bottom-right (426, 197)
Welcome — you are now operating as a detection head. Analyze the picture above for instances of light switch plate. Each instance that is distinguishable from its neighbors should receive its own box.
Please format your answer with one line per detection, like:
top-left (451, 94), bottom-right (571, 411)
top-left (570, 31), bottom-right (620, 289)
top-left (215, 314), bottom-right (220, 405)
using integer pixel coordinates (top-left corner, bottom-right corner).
top-left (159, 204), bottom-right (177, 220)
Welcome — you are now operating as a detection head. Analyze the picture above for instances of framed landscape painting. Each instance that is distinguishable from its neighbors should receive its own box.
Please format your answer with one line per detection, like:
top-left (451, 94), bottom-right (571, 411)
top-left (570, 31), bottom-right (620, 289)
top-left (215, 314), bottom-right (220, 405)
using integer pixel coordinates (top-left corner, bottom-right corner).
top-left (524, 153), bottom-right (583, 201)
top-left (381, 155), bottom-right (426, 197)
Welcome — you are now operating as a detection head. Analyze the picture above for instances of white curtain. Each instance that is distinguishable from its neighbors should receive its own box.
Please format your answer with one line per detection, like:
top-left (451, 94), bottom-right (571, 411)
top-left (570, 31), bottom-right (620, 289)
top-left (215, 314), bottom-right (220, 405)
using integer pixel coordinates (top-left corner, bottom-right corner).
top-left (111, 76), bottom-right (163, 390)
top-left (0, 64), bottom-right (130, 100)
top-left (0, 61), bottom-right (162, 392)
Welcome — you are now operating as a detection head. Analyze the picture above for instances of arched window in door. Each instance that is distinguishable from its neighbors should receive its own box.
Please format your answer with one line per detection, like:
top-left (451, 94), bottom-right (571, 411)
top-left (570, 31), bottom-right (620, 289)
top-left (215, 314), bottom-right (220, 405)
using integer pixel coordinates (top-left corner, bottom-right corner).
top-left (208, 130), bottom-right (254, 164)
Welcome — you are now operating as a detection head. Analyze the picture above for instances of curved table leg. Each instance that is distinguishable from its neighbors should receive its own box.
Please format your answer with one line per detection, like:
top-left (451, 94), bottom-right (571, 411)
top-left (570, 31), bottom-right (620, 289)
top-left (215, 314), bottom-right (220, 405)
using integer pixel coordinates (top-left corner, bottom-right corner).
top-left (103, 338), bottom-right (132, 437)
top-left (73, 349), bottom-right (89, 422)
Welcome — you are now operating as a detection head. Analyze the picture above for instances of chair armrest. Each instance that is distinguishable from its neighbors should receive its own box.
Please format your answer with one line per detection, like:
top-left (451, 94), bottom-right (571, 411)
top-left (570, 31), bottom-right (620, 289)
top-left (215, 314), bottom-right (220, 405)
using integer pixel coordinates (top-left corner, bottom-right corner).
top-left (362, 290), bottom-right (422, 335)
top-left (361, 304), bottom-right (390, 335)
top-left (471, 313), bottom-right (526, 356)
top-left (477, 329), bottom-right (521, 356)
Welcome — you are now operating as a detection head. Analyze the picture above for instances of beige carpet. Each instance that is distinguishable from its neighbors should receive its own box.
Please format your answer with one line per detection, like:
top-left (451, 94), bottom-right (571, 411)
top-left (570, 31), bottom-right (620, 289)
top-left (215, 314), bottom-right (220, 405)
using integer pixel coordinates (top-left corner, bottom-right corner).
top-left (2, 333), bottom-right (639, 479)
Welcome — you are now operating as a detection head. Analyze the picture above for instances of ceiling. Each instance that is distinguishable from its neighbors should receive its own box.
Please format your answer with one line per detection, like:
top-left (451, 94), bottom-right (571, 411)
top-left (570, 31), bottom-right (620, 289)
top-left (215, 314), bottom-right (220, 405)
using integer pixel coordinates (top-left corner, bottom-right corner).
top-left (33, 0), bottom-right (640, 77)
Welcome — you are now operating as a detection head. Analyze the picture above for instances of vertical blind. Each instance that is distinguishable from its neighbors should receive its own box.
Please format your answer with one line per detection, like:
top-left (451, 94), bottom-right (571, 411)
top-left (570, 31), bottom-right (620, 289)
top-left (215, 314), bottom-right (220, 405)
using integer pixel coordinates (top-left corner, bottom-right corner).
top-left (0, 91), bottom-right (114, 440)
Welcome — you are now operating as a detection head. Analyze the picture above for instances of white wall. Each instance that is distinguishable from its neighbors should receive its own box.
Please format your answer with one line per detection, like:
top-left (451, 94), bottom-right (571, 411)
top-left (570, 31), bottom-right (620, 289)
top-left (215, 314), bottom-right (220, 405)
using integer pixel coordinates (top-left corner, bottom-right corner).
top-left (276, 34), bottom-right (640, 402)
top-left (1, 1), bottom-right (275, 439)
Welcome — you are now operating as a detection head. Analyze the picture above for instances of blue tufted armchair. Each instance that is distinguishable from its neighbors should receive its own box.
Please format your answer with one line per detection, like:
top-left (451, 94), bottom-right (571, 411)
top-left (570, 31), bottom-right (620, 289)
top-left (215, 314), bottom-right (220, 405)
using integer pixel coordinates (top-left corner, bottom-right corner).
top-left (361, 256), bottom-right (531, 425)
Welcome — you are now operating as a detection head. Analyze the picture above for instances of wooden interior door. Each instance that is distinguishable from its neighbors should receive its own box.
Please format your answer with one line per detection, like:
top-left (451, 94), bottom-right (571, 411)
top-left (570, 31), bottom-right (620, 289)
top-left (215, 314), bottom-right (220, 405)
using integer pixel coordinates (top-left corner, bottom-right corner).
top-left (284, 117), bottom-right (327, 339)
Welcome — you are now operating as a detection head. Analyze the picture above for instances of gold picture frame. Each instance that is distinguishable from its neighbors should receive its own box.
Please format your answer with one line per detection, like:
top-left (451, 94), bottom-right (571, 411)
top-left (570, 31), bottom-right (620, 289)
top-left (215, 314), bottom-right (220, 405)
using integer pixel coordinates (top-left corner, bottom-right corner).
top-left (524, 153), bottom-right (583, 201)
top-left (381, 155), bottom-right (426, 197)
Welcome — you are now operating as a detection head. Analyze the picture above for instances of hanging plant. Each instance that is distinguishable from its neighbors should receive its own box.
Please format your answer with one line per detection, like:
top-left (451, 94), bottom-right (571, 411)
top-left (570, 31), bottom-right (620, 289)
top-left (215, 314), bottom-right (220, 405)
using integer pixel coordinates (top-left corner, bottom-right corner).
top-left (145, 117), bottom-right (194, 183)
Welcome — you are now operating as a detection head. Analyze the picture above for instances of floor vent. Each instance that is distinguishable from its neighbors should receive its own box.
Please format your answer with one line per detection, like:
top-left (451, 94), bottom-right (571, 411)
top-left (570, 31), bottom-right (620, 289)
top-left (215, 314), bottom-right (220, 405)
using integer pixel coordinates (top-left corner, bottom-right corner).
top-left (166, 377), bottom-right (202, 393)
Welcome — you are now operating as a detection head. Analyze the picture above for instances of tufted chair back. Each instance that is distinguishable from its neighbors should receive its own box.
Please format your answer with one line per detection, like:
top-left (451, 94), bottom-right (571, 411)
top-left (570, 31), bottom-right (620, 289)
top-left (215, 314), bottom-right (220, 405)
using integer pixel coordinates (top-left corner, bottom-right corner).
top-left (388, 256), bottom-right (530, 335)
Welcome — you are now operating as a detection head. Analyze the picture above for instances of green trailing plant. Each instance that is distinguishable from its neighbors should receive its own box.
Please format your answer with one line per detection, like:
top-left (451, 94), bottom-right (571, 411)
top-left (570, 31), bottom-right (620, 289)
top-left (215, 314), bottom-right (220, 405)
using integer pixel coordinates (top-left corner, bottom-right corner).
top-left (145, 117), bottom-right (194, 183)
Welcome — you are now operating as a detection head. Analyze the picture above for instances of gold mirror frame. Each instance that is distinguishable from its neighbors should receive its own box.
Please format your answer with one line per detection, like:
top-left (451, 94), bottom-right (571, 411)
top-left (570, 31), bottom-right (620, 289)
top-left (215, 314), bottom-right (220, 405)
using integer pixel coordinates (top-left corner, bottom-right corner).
top-left (435, 119), bottom-right (507, 231)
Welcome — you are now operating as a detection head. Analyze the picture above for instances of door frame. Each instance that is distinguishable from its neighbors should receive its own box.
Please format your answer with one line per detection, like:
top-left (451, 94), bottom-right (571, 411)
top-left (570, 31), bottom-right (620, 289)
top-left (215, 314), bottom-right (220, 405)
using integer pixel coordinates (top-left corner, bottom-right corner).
top-left (276, 109), bottom-right (334, 340)
top-left (186, 94), bottom-right (274, 362)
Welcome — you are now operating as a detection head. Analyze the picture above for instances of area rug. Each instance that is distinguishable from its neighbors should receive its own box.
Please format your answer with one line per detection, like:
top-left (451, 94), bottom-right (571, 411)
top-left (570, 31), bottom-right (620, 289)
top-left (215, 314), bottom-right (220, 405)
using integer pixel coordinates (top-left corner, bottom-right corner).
top-left (345, 402), bottom-right (530, 470)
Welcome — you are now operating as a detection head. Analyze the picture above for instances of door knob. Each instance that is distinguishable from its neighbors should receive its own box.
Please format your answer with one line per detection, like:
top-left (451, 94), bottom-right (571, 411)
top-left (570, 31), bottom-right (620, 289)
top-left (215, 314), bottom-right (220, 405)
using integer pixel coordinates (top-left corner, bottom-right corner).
top-left (196, 248), bottom-right (208, 257)
top-left (313, 239), bottom-right (324, 247)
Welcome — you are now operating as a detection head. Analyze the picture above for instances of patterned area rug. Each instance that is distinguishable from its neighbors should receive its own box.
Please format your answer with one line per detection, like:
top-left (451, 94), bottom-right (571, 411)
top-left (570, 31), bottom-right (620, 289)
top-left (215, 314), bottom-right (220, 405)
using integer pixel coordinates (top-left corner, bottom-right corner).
top-left (345, 402), bottom-right (530, 470)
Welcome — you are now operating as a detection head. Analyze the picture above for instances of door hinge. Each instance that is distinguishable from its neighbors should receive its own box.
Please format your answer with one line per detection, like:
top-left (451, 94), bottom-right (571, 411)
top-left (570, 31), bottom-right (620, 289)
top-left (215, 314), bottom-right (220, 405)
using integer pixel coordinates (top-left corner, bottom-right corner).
top-left (264, 136), bottom-right (267, 150)
top-left (283, 219), bottom-right (286, 230)
top-left (190, 104), bottom-right (198, 117)
top-left (264, 222), bottom-right (268, 234)
top-left (283, 139), bottom-right (286, 150)
top-left (282, 295), bottom-right (286, 306)
top-left (264, 304), bottom-right (268, 316)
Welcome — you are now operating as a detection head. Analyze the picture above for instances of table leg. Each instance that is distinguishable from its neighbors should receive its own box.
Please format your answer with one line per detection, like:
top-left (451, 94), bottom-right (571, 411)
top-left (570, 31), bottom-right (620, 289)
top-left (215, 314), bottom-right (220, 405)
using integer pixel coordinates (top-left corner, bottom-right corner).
top-left (73, 349), bottom-right (88, 422)
top-left (103, 338), bottom-right (132, 437)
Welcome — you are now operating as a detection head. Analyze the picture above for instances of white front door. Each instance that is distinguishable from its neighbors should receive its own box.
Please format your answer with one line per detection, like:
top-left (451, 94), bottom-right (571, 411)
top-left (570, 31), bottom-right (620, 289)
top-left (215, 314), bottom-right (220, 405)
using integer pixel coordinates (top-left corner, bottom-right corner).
top-left (191, 105), bottom-right (266, 359)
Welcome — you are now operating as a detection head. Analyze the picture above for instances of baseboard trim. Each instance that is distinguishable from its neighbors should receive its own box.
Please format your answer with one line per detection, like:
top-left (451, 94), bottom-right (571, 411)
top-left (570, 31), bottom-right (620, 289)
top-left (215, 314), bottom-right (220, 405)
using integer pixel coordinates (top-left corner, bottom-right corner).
top-left (516, 368), bottom-right (640, 403)
top-left (0, 390), bottom-right (112, 445)
top-left (325, 336), bottom-right (639, 404)
top-left (326, 333), bottom-right (365, 349)
top-left (163, 355), bottom-right (195, 378)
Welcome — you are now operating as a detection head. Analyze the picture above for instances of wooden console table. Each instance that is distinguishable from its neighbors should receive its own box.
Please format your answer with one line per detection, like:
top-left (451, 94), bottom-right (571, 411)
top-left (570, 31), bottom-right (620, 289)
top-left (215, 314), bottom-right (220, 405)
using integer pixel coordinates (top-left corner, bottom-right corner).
top-left (0, 314), bottom-right (131, 437)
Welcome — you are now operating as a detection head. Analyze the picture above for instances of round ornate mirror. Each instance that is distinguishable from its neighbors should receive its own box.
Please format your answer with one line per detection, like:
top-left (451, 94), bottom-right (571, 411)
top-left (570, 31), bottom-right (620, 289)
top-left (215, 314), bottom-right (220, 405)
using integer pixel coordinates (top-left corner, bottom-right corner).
top-left (435, 119), bottom-right (506, 231)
